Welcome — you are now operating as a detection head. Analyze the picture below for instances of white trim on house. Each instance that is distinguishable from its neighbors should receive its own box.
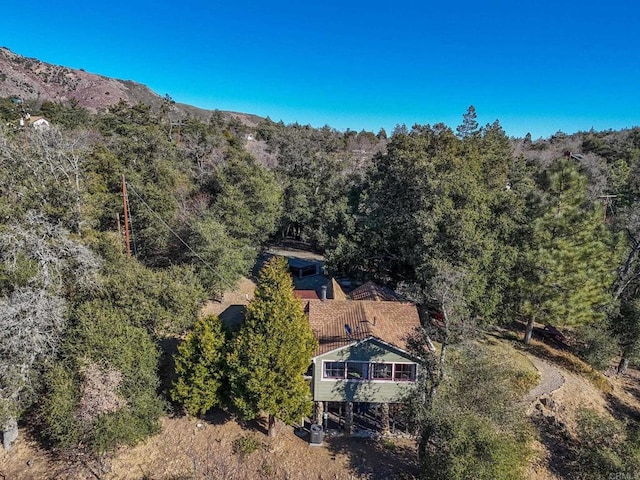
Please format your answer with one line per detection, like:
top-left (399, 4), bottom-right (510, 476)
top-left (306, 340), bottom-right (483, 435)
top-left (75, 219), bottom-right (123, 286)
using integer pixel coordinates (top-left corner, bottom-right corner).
top-left (320, 359), bottom-right (418, 383)
top-left (312, 335), bottom-right (422, 363)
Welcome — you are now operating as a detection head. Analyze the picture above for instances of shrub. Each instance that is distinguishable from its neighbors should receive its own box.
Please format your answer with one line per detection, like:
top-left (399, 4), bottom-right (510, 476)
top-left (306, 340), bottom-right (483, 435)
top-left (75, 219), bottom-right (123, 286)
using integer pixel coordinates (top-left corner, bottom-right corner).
top-left (381, 437), bottom-right (397, 452)
top-left (419, 413), bottom-right (530, 480)
top-left (40, 301), bottom-right (163, 454)
top-left (413, 345), bottom-right (534, 480)
top-left (574, 322), bottom-right (617, 371)
top-left (232, 435), bottom-right (262, 456)
top-left (573, 409), bottom-right (640, 479)
top-left (171, 315), bottom-right (227, 416)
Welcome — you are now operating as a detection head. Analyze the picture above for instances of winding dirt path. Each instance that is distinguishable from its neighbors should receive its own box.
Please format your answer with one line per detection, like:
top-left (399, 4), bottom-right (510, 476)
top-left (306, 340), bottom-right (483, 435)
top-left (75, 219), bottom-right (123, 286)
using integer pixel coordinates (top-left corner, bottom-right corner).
top-left (525, 355), bottom-right (566, 405)
top-left (524, 356), bottom-right (568, 480)
top-left (524, 353), bottom-right (613, 480)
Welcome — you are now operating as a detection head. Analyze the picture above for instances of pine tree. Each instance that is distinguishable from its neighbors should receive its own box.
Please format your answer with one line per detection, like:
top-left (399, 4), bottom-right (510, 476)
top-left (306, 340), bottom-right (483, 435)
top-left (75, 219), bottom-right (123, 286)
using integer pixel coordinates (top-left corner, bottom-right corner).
top-left (227, 256), bottom-right (317, 437)
top-left (520, 159), bottom-right (617, 343)
top-left (610, 291), bottom-right (640, 375)
top-left (171, 315), bottom-right (227, 416)
top-left (456, 105), bottom-right (479, 139)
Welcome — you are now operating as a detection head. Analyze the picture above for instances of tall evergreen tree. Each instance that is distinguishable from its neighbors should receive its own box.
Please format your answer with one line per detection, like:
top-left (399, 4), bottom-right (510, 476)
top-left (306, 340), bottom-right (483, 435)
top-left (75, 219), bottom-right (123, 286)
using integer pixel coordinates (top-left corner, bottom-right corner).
top-left (328, 122), bottom-right (518, 323)
top-left (519, 159), bottom-right (618, 343)
top-left (207, 152), bottom-right (282, 246)
top-left (227, 256), bottom-right (317, 437)
top-left (611, 293), bottom-right (640, 375)
top-left (171, 315), bottom-right (227, 416)
top-left (456, 105), bottom-right (479, 139)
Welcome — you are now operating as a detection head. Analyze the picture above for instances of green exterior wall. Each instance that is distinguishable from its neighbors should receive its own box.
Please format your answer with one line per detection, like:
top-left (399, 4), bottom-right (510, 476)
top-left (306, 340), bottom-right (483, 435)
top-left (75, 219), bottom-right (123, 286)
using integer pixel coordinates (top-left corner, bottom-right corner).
top-left (311, 338), bottom-right (419, 403)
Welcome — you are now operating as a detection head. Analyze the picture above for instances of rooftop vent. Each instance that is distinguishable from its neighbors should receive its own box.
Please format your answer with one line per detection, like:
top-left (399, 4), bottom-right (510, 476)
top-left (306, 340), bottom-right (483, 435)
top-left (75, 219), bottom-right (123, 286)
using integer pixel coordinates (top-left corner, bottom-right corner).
top-left (344, 324), bottom-right (352, 337)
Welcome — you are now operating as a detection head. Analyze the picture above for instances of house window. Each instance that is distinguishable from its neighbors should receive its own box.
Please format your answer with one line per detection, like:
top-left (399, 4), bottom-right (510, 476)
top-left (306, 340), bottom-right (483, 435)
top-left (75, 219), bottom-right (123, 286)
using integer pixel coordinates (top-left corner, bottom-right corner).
top-left (323, 360), bottom-right (416, 382)
top-left (370, 363), bottom-right (393, 380)
top-left (393, 363), bottom-right (417, 381)
top-left (346, 362), bottom-right (368, 380)
top-left (323, 361), bottom-right (345, 379)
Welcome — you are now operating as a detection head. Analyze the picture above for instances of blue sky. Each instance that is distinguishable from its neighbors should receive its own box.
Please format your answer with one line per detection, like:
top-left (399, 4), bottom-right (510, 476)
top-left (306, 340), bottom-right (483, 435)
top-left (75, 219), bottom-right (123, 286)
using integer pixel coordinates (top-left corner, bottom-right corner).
top-left (3, 1), bottom-right (639, 138)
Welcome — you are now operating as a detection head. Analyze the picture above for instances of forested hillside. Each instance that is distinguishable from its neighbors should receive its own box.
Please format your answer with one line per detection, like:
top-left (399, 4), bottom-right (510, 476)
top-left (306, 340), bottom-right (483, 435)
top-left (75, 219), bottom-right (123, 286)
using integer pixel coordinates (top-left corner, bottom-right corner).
top-left (2, 91), bottom-right (640, 478)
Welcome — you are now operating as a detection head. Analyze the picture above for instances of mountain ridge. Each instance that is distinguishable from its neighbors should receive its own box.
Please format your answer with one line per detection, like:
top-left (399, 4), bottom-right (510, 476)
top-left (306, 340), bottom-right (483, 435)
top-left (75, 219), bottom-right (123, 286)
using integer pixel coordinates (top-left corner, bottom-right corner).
top-left (0, 47), bottom-right (263, 127)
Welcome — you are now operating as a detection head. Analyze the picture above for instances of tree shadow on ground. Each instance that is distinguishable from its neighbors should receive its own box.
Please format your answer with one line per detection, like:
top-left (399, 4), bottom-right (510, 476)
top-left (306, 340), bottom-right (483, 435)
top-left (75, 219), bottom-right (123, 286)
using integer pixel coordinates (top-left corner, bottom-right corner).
top-left (530, 414), bottom-right (575, 479)
top-left (187, 408), bottom-right (269, 432)
top-left (218, 304), bottom-right (247, 333)
top-left (614, 367), bottom-right (640, 403)
top-left (234, 415), bottom-right (269, 436)
top-left (158, 336), bottom-right (180, 400)
top-left (496, 321), bottom-right (570, 350)
top-left (325, 436), bottom-right (418, 480)
top-left (606, 393), bottom-right (640, 422)
top-left (20, 414), bottom-right (118, 480)
top-left (200, 409), bottom-right (237, 427)
top-left (626, 384), bottom-right (640, 402)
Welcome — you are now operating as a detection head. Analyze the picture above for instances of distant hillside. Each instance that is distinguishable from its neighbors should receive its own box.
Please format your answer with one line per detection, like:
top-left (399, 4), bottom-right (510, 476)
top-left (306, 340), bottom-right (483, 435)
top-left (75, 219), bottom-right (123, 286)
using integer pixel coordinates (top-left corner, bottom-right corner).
top-left (0, 47), bottom-right (263, 127)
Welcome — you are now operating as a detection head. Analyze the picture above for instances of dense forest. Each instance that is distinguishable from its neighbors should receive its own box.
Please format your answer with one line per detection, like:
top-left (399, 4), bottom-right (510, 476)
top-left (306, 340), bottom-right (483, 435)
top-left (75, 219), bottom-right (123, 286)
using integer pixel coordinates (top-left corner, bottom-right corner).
top-left (2, 97), bottom-right (640, 478)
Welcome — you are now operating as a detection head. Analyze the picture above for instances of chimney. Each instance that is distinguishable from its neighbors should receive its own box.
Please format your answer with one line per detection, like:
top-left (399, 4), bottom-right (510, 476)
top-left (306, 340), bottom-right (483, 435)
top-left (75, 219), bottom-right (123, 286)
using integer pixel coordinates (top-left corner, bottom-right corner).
top-left (320, 285), bottom-right (327, 301)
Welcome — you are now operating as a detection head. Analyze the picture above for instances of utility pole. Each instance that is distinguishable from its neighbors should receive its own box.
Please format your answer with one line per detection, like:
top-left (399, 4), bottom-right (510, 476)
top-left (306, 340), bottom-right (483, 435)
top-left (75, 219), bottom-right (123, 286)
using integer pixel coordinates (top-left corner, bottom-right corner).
top-left (121, 174), bottom-right (132, 256)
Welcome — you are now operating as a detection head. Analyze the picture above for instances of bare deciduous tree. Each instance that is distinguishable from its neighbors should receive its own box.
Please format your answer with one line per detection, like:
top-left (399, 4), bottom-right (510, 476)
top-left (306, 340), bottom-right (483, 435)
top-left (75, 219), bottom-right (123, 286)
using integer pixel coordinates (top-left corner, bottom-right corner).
top-left (1, 125), bottom-right (93, 233)
top-left (400, 261), bottom-right (471, 404)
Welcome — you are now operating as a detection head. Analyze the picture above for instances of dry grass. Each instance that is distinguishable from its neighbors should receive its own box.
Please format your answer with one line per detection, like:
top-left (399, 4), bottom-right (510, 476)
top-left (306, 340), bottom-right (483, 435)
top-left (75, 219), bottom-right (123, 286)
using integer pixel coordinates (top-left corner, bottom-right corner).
top-left (481, 333), bottom-right (541, 393)
top-left (110, 414), bottom-right (415, 480)
top-left (0, 414), bottom-right (418, 480)
top-left (493, 326), bottom-right (612, 393)
top-left (523, 340), bottom-right (612, 394)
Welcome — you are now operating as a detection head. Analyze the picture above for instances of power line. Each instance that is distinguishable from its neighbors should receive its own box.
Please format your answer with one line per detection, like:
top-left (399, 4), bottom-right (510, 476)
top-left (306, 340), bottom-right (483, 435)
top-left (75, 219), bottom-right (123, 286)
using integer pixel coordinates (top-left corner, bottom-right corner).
top-left (122, 175), bottom-right (138, 256)
top-left (125, 181), bottom-right (235, 290)
top-left (121, 175), bottom-right (132, 256)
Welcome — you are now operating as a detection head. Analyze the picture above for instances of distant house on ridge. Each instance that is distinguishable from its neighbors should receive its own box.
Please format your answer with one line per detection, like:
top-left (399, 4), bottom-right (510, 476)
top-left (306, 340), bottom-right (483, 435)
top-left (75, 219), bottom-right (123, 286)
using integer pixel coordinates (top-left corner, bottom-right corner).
top-left (29, 116), bottom-right (51, 131)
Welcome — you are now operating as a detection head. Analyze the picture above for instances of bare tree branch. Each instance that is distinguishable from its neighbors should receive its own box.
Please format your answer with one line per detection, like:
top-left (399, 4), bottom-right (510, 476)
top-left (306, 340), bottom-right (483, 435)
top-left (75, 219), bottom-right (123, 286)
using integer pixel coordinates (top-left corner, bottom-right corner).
top-left (0, 214), bottom-right (100, 436)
